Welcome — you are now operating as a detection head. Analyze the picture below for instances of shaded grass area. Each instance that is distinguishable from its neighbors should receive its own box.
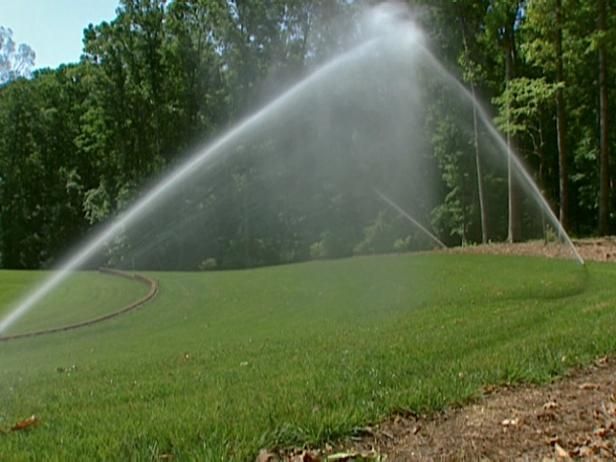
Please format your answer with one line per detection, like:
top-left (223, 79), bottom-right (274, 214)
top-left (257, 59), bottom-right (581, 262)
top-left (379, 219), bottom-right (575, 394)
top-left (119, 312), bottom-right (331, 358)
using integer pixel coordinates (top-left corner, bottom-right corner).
top-left (0, 271), bottom-right (149, 335)
top-left (0, 254), bottom-right (614, 460)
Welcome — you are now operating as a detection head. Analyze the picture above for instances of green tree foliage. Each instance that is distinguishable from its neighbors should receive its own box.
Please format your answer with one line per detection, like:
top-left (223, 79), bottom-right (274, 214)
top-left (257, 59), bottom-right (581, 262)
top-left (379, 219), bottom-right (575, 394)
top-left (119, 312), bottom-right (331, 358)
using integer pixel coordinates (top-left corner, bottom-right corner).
top-left (0, 26), bottom-right (35, 84)
top-left (0, 0), bottom-right (614, 269)
top-left (0, 66), bottom-right (88, 267)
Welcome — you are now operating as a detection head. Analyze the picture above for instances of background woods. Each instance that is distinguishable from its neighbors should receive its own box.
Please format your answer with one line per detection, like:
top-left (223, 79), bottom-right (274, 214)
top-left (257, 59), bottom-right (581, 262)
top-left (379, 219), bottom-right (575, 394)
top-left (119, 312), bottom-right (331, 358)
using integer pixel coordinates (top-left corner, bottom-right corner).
top-left (0, 0), bottom-right (614, 270)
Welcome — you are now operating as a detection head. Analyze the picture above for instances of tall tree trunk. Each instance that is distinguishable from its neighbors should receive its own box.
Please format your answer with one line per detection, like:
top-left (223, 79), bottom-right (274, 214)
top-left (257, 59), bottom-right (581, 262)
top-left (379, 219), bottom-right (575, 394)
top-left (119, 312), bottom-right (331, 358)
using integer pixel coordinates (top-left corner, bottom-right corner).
top-left (460, 23), bottom-right (488, 244)
top-left (538, 120), bottom-right (550, 242)
top-left (598, 0), bottom-right (610, 235)
top-left (505, 28), bottom-right (522, 243)
top-left (555, 0), bottom-right (569, 231)
top-left (471, 84), bottom-right (488, 243)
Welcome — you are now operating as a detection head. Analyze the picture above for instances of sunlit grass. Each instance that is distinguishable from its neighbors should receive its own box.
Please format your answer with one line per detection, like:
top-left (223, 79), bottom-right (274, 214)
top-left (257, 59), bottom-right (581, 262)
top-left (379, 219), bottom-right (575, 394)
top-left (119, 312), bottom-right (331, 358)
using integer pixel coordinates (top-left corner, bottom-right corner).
top-left (0, 254), bottom-right (614, 461)
top-left (0, 271), bottom-right (148, 335)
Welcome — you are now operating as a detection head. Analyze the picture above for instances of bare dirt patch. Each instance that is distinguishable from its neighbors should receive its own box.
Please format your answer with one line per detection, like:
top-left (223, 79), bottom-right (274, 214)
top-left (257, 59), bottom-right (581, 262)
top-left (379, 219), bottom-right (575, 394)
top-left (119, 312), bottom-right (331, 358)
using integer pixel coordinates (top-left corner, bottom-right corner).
top-left (343, 358), bottom-right (616, 461)
top-left (262, 240), bottom-right (616, 461)
top-left (264, 359), bottom-right (615, 461)
top-left (447, 237), bottom-right (616, 263)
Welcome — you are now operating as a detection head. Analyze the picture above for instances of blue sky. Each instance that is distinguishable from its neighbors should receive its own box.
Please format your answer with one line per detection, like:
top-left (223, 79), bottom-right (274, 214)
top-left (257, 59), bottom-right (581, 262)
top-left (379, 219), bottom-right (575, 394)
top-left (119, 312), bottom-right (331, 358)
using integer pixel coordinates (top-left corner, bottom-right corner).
top-left (1, 0), bottom-right (120, 70)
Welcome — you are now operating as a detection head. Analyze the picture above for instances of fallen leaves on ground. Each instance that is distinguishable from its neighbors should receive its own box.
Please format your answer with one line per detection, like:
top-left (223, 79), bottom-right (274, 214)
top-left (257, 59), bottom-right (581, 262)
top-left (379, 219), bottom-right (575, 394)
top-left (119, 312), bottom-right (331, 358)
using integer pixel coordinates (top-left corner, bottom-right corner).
top-left (9, 415), bottom-right (40, 432)
top-left (553, 442), bottom-right (571, 459)
top-left (501, 417), bottom-right (520, 427)
top-left (290, 355), bottom-right (616, 461)
top-left (256, 447), bottom-right (384, 461)
top-left (579, 382), bottom-right (600, 390)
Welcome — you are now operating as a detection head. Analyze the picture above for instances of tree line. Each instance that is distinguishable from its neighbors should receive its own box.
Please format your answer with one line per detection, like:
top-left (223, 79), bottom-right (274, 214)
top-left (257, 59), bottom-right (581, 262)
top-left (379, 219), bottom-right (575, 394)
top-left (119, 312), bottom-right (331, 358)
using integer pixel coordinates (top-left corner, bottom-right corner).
top-left (0, 0), bottom-right (614, 270)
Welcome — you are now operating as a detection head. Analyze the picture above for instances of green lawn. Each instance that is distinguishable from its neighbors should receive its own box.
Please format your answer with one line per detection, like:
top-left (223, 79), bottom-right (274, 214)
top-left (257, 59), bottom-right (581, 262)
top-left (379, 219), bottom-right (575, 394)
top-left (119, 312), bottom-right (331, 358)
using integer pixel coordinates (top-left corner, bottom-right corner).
top-left (0, 271), bottom-right (149, 335)
top-left (0, 254), bottom-right (614, 461)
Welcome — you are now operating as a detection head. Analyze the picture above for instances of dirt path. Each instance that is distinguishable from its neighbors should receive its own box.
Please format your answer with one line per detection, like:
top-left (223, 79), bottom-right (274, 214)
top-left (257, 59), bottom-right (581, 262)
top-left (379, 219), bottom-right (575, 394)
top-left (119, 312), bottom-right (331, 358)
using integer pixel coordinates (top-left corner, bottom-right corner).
top-left (265, 240), bottom-right (616, 461)
top-left (0, 269), bottom-right (158, 342)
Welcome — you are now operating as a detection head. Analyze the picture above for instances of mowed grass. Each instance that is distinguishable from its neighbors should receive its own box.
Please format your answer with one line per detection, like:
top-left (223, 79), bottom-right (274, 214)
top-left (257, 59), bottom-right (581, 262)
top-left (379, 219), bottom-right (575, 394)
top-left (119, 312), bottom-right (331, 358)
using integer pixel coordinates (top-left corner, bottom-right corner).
top-left (0, 253), bottom-right (615, 461)
top-left (0, 271), bottom-right (149, 335)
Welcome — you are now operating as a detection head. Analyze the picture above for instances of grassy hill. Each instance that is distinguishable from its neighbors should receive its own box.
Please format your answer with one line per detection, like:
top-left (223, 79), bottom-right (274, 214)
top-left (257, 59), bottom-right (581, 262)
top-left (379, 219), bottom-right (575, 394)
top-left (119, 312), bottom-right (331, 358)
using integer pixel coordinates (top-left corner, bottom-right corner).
top-left (0, 254), bottom-right (614, 460)
top-left (0, 271), bottom-right (149, 335)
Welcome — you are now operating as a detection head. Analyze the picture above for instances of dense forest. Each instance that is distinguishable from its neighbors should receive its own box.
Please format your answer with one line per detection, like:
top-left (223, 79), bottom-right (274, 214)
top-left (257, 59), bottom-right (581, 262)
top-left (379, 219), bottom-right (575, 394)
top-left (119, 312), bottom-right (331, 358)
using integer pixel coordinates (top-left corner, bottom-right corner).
top-left (0, 0), bottom-right (614, 270)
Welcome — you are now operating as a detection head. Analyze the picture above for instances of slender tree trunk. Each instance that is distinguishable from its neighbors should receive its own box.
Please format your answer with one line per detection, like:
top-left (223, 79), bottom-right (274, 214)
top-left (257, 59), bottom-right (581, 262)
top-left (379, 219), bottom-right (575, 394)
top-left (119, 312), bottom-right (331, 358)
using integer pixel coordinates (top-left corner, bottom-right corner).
top-left (598, 0), bottom-right (610, 235)
top-left (505, 28), bottom-right (521, 243)
top-left (471, 84), bottom-right (488, 243)
top-left (460, 22), bottom-right (489, 244)
top-left (555, 0), bottom-right (569, 231)
top-left (506, 128), bottom-right (522, 242)
top-left (538, 120), bottom-right (550, 242)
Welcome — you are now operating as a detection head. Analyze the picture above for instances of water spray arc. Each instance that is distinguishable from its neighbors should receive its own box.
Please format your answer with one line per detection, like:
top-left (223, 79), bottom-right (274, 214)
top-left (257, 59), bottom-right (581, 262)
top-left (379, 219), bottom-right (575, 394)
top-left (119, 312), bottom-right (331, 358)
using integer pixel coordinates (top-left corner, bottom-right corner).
top-left (0, 38), bottom-right (383, 336)
top-left (416, 50), bottom-right (585, 266)
top-left (0, 5), bottom-right (584, 337)
top-left (374, 189), bottom-right (446, 249)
